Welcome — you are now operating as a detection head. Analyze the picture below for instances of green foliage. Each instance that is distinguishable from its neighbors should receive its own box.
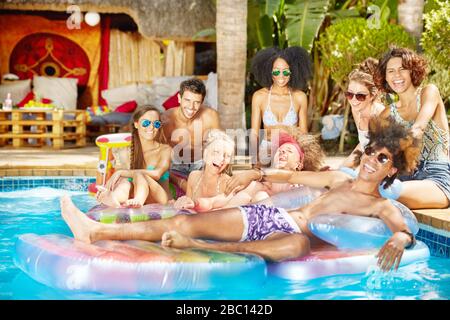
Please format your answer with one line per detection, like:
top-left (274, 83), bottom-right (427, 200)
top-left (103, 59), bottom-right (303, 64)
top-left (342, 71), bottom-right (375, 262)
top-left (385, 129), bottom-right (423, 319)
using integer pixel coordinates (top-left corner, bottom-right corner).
top-left (285, 0), bottom-right (331, 51)
top-left (421, 0), bottom-right (450, 103)
top-left (247, 0), bottom-right (330, 52)
top-left (317, 18), bottom-right (415, 88)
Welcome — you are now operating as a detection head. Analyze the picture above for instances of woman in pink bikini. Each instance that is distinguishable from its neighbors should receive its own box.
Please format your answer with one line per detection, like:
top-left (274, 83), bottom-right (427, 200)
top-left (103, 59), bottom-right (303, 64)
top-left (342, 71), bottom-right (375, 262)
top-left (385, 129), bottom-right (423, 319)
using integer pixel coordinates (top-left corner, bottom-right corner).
top-left (250, 47), bottom-right (313, 165)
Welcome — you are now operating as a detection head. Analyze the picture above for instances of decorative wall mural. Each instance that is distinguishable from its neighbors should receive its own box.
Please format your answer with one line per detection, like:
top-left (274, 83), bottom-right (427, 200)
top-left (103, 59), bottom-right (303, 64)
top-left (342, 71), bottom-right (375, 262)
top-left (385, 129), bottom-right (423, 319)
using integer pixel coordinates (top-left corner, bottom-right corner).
top-left (9, 33), bottom-right (91, 86)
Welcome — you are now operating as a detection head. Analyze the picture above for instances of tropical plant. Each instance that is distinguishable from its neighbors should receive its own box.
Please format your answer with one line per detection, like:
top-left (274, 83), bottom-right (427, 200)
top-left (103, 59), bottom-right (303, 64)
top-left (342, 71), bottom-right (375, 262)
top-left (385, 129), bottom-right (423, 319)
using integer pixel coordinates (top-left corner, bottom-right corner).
top-left (317, 17), bottom-right (414, 151)
top-left (318, 17), bottom-right (415, 89)
top-left (421, 0), bottom-right (450, 105)
top-left (247, 0), bottom-right (331, 52)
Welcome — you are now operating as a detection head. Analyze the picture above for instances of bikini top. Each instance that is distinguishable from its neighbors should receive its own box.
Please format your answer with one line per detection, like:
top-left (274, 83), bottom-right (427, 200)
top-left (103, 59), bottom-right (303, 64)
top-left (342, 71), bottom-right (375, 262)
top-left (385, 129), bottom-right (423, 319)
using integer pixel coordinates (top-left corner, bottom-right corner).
top-left (262, 87), bottom-right (298, 127)
top-left (146, 165), bottom-right (170, 182)
top-left (390, 87), bottom-right (449, 162)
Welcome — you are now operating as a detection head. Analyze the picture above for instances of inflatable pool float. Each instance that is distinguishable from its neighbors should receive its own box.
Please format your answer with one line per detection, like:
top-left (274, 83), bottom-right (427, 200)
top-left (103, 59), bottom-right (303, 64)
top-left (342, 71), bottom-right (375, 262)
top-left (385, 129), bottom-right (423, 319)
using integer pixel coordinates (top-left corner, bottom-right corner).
top-left (14, 234), bottom-right (266, 295)
top-left (269, 241), bottom-right (429, 281)
top-left (88, 133), bottom-right (132, 195)
top-left (269, 196), bottom-right (429, 280)
top-left (86, 203), bottom-right (194, 224)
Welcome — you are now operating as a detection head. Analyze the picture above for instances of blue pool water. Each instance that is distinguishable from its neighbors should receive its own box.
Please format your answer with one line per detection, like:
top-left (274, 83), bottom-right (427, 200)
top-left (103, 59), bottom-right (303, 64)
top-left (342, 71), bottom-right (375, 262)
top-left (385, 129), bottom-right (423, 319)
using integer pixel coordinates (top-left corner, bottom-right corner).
top-left (1, 186), bottom-right (449, 300)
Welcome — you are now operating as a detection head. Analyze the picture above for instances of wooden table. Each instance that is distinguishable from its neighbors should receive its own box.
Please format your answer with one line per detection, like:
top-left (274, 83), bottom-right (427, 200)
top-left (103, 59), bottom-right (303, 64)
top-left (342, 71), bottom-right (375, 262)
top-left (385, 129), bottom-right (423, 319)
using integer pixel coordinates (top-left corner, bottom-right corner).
top-left (0, 109), bottom-right (86, 149)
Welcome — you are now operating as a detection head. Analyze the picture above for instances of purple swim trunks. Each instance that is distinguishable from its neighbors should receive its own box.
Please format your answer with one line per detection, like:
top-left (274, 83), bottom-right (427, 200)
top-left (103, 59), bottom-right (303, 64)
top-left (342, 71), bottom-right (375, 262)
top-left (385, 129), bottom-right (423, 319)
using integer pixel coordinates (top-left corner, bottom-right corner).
top-left (239, 204), bottom-right (301, 242)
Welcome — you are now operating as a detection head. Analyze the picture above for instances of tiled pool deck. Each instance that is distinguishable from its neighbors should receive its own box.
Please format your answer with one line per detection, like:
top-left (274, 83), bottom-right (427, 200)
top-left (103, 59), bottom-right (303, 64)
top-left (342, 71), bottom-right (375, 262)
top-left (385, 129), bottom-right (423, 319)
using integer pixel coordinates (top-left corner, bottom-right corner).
top-left (0, 176), bottom-right (448, 258)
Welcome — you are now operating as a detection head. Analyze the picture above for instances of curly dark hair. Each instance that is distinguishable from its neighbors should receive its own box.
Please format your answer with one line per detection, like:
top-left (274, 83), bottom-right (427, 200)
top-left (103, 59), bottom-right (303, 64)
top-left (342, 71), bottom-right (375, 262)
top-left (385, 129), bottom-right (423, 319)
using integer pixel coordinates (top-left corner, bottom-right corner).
top-left (250, 46), bottom-right (313, 91)
top-left (179, 78), bottom-right (206, 100)
top-left (353, 116), bottom-right (422, 188)
top-left (375, 47), bottom-right (428, 93)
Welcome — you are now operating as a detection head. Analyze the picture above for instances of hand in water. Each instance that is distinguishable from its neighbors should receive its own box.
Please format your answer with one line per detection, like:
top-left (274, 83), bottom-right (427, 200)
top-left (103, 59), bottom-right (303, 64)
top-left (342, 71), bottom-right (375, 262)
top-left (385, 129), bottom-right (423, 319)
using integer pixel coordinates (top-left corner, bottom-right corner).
top-left (376, 231), bottom-right (411, 271)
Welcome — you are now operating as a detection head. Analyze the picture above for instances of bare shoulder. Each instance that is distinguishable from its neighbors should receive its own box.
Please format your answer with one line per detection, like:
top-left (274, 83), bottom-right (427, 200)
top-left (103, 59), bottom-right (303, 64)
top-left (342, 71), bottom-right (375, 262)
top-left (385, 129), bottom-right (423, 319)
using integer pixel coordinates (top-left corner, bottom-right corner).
top-left (328, 170), bottom-right (355, 188)
top-left (201, 105), bottom-right (219, 118)
top-left (160, 143), bottom-right (172, 155)
top-left (292, 90), bottom-right (308, 108)
top-left (188, 170), bottom-right (202, 183)
top-left (377, 198), bottom-right (399, 216)
top-left (422, 84), bottom-right (441, 100)
top-left (252, 88), bottom-right (269, 101)
top-left (189, 170), bottom-right (202, 178)
top-left (292, 89), bottom-right (307, 100)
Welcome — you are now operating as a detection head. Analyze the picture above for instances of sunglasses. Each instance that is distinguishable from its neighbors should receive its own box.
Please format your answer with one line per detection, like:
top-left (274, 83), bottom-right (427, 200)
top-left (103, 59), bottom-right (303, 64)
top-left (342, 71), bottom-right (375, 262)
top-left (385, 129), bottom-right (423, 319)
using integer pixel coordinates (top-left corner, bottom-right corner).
top-left (272, 69), bottom-right (291, 77)
top-left (344, 91), bottom-right (369, 102)
top-left (364, 146), bottom-right (391, 165)
top-left (140, 119), bottom-right (162, 129)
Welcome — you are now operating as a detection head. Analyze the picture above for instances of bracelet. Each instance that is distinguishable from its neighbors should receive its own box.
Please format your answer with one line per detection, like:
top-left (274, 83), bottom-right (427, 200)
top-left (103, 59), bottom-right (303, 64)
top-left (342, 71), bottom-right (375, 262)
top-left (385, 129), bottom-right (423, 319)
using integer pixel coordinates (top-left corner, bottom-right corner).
top-left (254, 167), bottom-right (263, 182)
top-left (401, 229), bottom-right (416, 249)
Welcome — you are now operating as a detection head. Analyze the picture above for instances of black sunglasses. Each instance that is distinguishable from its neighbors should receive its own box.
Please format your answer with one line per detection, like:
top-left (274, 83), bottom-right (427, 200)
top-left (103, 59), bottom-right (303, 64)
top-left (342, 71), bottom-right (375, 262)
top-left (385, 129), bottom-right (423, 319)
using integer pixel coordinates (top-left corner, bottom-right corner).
top-left (345, 91), bottom-right (369, 102)
top-left (364, 146), bottom-right (391, 165)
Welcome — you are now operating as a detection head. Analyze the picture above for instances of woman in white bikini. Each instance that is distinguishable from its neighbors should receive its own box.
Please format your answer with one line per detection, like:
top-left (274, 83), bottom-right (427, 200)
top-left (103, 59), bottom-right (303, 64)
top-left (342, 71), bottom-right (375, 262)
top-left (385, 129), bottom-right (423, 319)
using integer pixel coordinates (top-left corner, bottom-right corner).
top-left (250, 47), bottom-right (313, 165)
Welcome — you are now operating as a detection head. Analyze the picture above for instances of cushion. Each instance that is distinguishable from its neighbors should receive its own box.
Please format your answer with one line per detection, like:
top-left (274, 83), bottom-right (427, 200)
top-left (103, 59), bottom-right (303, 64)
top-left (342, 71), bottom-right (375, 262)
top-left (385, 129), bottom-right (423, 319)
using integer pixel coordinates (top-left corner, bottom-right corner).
top-left (0, 79), bottom-right (31, 106)
top-left (17, 91), bottom-right (34, 107)
top-left (204, 72), bottom-right (218, 110)
top-left (162, 91), bottom-right (180, 109)
top-left (33, 76), bottom-right (78, 110)
top-left (115, 100), bottom-right (137, 113)
top-left (101, 84), bottom-right (138, 111)
top-left (150, 76), bottom-right (192, 109)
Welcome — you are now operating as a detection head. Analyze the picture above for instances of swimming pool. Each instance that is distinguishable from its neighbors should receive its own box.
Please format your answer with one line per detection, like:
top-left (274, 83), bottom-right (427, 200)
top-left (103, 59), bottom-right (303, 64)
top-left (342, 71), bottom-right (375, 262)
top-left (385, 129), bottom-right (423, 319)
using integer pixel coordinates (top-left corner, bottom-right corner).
top-left (1, 177), bottom-right (449, 300)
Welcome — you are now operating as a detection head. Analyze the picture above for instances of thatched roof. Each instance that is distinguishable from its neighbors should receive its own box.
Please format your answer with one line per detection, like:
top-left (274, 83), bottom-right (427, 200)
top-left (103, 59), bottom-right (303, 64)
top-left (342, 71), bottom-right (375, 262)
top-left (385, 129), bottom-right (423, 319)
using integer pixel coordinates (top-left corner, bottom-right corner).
top-left (0, 0), bottom-right (216, 41)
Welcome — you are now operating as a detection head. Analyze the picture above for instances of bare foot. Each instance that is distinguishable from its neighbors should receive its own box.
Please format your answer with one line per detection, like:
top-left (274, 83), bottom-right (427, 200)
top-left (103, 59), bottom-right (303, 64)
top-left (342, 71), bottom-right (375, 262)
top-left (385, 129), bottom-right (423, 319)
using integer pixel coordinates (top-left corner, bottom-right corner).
top-left (60, 195), bottom-right (100, 243)
top-left (124, 198), bottom-right (143, 208)
top-left (96, 190), bottom-right (121, 208)
top-left (161, 231), bottom-right (196, 249)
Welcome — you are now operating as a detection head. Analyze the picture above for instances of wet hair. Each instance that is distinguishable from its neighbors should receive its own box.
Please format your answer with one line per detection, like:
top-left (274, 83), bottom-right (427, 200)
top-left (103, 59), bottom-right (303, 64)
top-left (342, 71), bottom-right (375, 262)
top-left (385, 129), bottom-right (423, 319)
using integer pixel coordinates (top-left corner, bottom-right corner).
top-left (348, 57), bottom-right (379, 97)
top-left (179, 78), bottom-right (206, 100)
top-left (250, 46), bottom-right (313, 91)
top-left (353, 116), bottom-right (422, 188)
top-left (202, 129), bottom-right (235, 176)
top-left (375, 47), bottom-right (428, 93)
top-left (129, 105), bottom-right (164, 170)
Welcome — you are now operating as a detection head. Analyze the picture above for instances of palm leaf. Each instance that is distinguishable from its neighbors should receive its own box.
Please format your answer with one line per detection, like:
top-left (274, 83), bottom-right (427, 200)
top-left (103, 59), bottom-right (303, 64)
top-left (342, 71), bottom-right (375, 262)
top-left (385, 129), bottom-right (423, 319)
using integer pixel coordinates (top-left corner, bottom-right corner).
top-left (285, 0), bottom-right (330, 51)
top-left (265, 0), bottom-right (282, 17)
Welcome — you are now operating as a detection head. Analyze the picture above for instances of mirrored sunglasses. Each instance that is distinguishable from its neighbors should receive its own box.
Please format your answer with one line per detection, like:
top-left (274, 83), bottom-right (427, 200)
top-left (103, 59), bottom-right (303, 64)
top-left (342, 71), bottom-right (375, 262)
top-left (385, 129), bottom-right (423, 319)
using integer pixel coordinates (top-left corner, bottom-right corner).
top-left (345, 91), bottom-right (369, 102)
top-left (272, 69), bottom-right (291, 77)
top-left (364, 146), bottom-right (391, 165)
top-left (140, 119), bottom-right (162, 129)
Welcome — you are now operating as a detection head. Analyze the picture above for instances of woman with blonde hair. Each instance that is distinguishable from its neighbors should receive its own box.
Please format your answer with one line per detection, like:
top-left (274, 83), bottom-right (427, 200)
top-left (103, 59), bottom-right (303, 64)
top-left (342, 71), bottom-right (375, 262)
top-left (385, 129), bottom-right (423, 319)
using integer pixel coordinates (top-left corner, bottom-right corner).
top-left (173, 129), bottom-right (236, 211)
top-left (341, 58), bottom-right (385, 168)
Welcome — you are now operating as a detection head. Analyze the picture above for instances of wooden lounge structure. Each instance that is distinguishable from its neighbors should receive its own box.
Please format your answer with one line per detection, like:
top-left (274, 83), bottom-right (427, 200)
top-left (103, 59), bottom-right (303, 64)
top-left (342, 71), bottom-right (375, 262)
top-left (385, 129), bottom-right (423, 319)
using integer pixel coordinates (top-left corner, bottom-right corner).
top-left (0, 109), bottom-right (86, 149)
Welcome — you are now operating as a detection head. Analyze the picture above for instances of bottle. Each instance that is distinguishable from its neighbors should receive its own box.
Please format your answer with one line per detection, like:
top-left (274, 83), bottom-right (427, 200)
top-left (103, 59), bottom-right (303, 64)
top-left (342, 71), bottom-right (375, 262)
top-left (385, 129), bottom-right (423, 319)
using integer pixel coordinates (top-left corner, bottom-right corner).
top-left (3, 93), bottom-right (12, 110)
